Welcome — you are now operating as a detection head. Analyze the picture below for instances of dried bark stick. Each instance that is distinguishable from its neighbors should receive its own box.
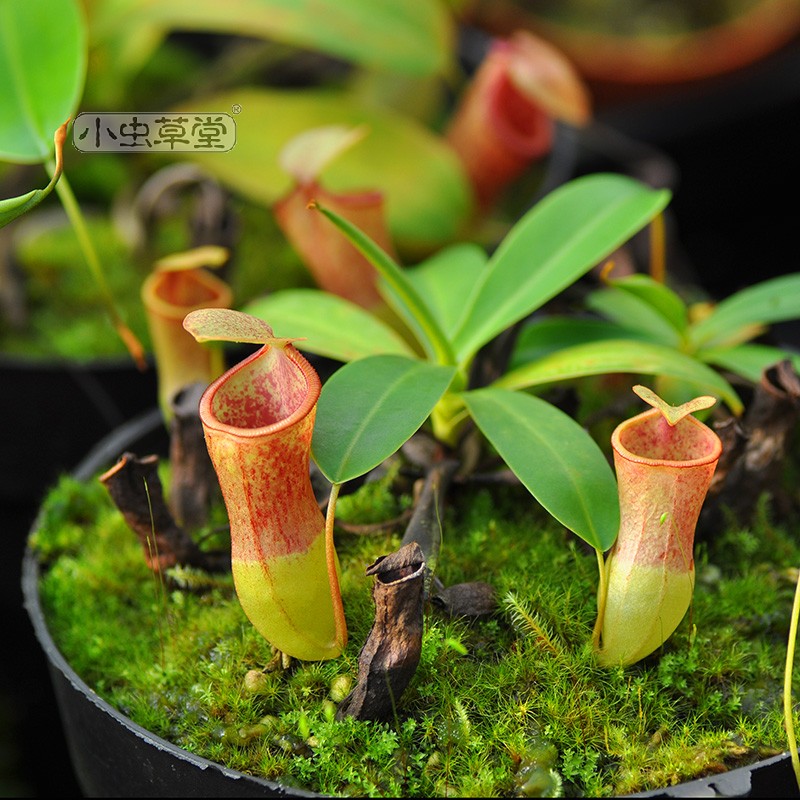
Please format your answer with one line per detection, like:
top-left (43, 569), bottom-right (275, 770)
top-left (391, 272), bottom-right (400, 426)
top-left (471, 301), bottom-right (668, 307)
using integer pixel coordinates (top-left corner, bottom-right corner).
top-left (168, 382), bottom-right (219, 529)
top-left (100, 451), bottom-right (230, 573)
top-left (337, 542), bottom-right (426, 722)
top-left (700, 359), bottom-right (800, 534)
top-left (400, 458), bottom-right (460, 579)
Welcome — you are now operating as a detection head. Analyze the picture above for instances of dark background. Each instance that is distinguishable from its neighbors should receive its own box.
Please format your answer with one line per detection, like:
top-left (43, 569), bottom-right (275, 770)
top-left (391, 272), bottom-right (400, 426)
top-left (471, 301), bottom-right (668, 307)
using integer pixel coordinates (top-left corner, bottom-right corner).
top-left (2, 32), bottom-right (799, 799)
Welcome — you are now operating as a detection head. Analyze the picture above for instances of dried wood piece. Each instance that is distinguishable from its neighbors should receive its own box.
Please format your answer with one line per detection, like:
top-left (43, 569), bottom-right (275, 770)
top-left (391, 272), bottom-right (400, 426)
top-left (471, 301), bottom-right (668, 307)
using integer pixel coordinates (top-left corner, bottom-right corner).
top-left (100, 451), bottom-right (229, 573)
top-left (400, 458), bottom-right (460, 577)
top-left (168, 382), bottom-right (219, 529)
top-left (336, 542), bottom-right (426, 722)
top-left (700, 359), bottom-right (800, 534)
top-left (431, 581), bottom-right (497, 619)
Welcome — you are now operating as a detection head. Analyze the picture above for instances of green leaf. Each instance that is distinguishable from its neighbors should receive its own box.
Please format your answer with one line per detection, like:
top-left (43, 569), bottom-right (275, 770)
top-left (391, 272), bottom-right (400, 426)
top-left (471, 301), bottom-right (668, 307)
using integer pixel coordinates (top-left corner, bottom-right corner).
top-left (462, 387), bottom-right (619, 551)
top-left (0, 0), bottom-right (86, 162)
top-left (689, 274), bottom-right (800, 349)
top-left (312, 355), bottom-right (456, 484)
top-left (510, 316), bottom-right (648, 368)
top-left (452, 174), bottom-right (671, 363)
top-left (386, 243), bottom-right (489, 338)
top-left (172, 87), bottom-right (472, 251)
top-left (585, 275), bottom-right (688, 347)
top-left (242, 289), bottom-right (415, 362)
top-left (92, 0), bottom-right (454, 77)
top-left (603, 273), bottom-right (689, 332)
top-left (700, 342), bottom-right (800, 384)
top-left (495, 338), bottom-right (743, 414)
top-left (585, 287), bottom-right (684, 347)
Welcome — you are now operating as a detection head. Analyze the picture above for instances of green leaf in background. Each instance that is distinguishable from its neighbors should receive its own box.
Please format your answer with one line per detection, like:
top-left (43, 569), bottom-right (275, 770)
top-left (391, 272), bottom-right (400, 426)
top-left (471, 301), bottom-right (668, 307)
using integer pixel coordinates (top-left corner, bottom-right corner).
top-left (0, 0), bottom-right (86, 161)
top-left (510, 316), bottom-right (650, 368)
top-left (586, 271), bottom-right (689, 345)
top-left (689, 273), bottom-right (800, 349)
top-left (173, 87), bottom-right (472, 252)
top-left (495, 338), bottom-right (743, 414)
top-left (462, 387), bottom-right (619, 552)
top-left (312, 355), bottom-right (456, 484)
top-left (585, 286), bottom-right (685, 348)
top-left (700, 342), bottom-right (800, 384)
top-left (242, 289), bottom-right (415, 362)
top-left (452, 174), bottom-right (671, 363)
top-left (90, 0), bottom-right (454, 77)
top-left (600, 273), bottom-right (689, 333)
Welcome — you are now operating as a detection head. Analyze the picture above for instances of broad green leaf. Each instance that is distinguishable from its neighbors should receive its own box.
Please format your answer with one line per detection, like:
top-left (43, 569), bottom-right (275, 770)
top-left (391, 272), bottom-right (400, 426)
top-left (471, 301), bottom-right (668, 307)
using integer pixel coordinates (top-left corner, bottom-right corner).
top-left (585, 286), bottom-right (684, 348)
top-left (452, 174), bottom-right (671, 363)
top-left (495, 338), bottom-right (743, 414)
top-left (689, 274), bottom-right (800, 349)
top-left (700, 342), bottom-right (800, 384)
top-left (380, 243), bottom-right (488, 338)
top-left (603, 273), bottom-right (689, 333)
top-left (90, 0), bottom-right (454, 77)
top-left (0, 0), bottom-right (86, 161)
top-left (312, 355), bottom-right (456, 484)
top-left (172, 87), bottom-right (472, 251)
top-left (510, 316), bottom-right (649, 368)
top-left (462, 387), bottom-right (619, 551)
top-left (242, 289), bottom-right (415, 362)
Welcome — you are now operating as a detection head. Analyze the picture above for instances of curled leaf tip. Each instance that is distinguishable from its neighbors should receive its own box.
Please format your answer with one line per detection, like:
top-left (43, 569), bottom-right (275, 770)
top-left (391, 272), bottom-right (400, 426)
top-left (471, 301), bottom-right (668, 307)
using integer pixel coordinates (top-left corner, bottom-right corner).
top-left (117, 323), bottom-right (148, 372)
top-left (155, 245), bottom-right (229, 273)
top-left (55, 119), bottom-right (69, 147)
top-left (633, 384), bottom-right (716, 426)
top-left (51, 120), bottom-right (69, 183)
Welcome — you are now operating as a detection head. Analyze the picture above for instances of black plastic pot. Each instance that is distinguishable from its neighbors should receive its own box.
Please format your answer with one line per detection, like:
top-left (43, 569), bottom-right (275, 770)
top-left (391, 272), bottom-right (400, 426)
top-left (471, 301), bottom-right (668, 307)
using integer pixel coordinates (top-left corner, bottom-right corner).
top-left (21, 411), bottom-right (800, 798)
top-left (0, 354), bottom-right (158, 506)
top-left (23, 549), bottom-right (316, 798)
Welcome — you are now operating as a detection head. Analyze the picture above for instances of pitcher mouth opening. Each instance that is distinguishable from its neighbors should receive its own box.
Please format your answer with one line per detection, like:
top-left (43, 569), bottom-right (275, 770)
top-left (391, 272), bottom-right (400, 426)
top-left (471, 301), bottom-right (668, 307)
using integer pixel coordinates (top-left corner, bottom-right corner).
top-left (612, 407), bottom-right (722, 468)
top-left (200, 343), bottom-right (321, 438)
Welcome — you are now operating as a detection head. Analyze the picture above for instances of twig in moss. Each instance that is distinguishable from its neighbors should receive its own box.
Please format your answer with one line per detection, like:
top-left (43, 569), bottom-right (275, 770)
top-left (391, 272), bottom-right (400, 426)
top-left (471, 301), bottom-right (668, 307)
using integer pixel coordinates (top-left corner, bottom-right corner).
top-left (100, 452), bottom-right (230, 573)
top-left (337, 542), bottom-right (426, 722)
top-left (168, 382), bottom-right (220, 530)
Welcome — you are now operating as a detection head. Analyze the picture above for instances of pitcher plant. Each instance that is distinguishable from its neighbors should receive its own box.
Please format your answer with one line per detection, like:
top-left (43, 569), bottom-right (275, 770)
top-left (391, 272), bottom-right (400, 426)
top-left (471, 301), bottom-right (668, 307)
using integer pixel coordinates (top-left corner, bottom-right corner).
top-left (183, 308), bottom-right (346, 662)
top-left (141, 245), bottom-right (232, 420)
top-left (595, 385), bottom-right (723, 666)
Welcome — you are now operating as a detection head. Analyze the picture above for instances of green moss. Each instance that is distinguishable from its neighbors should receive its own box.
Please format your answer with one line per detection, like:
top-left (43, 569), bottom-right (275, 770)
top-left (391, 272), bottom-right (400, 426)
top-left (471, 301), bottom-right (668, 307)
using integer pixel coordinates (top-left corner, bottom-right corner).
top-left (30, 472), bottom-right (800, 797)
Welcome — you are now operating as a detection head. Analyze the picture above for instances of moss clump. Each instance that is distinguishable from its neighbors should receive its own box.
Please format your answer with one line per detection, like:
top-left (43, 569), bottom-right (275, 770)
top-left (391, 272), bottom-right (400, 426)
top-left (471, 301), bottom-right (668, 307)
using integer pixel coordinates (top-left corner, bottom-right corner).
top-left (31, 470), bottom-right (799, 797)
